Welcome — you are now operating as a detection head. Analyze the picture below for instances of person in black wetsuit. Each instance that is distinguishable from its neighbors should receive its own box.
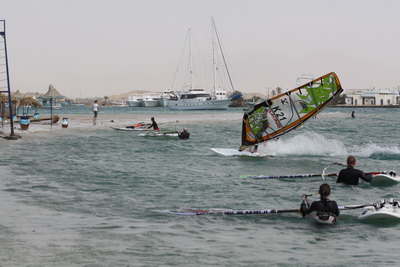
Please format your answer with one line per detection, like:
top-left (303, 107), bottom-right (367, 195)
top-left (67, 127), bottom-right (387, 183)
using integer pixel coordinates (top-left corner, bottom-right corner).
top-left (336, 156), bottom-right (372, 185)
top-left (178, 128), bottom-right (190, 139)
top-left (301, 183), bottom-right (340, 219)
top-left (148, 117), bottom-right (159, 130)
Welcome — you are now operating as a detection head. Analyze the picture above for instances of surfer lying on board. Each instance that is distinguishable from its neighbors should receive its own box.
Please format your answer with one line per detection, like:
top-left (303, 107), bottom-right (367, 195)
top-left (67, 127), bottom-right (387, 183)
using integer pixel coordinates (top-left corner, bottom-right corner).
top-left (336, 156), bottom-right (372, 185)
top-left (148, 117), bottom-right (159, 131)
top-left (301, 183), bottom-right (340, 223)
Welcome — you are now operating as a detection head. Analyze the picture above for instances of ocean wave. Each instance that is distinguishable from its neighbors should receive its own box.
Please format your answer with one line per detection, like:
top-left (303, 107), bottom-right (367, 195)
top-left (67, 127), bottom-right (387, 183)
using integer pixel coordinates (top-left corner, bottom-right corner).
top-left (264, 132), bottom-right (400, 159)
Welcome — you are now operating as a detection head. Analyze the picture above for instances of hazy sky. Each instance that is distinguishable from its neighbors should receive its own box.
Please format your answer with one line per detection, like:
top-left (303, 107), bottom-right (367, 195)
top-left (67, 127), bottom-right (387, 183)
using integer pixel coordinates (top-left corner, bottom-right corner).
top-left (1, 0), bottom-right (399, 98)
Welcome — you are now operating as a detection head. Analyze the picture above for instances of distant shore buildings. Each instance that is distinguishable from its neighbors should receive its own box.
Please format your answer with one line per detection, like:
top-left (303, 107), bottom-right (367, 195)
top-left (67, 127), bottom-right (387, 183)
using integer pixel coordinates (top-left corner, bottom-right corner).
top-left (343, 88), bottom-right (400, 107)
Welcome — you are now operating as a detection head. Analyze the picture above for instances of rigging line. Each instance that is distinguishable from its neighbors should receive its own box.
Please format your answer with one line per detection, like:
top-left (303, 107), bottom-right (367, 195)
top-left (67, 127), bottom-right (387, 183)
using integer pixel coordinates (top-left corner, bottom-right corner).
top-left (211, 17), bottom-right (235, 92)
top-left (170, 28), bottom-right (191, 90)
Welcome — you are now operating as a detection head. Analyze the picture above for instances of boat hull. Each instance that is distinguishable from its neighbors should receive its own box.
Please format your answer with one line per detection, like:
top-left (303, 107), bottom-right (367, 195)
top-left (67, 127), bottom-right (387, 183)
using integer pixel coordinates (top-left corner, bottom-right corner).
top-left (126, 100), bottom-right (141, 107)
top-left (167, 99), bottom-right (231, 110)
top-left (140, 100), bottom-right (159, 107)
top-left (158, 98), bottom-right (169, 107)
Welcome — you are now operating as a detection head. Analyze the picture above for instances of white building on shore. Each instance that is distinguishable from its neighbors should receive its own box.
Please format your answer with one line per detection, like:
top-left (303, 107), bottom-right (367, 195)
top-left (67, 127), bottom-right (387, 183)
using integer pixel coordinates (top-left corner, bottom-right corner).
top-left (344, 88), bottom-right (400, 106)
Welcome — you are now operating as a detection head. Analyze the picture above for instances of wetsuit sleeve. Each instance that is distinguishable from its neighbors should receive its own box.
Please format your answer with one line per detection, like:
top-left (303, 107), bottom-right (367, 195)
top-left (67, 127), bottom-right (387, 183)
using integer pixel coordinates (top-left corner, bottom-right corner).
top-left (305, 202), bottom-right (317, 215)
top-left (358, 170), bottom-right (372, 183)
top-left (336, 170), bottom-right (344, 183)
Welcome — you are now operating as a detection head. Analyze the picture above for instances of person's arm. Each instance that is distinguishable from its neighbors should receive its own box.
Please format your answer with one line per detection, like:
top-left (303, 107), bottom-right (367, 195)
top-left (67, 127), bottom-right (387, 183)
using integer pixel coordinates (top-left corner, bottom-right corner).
top-left (336, 170), bottom-right (343, 183)
top-left (359, 170), bottom-right (372, 183)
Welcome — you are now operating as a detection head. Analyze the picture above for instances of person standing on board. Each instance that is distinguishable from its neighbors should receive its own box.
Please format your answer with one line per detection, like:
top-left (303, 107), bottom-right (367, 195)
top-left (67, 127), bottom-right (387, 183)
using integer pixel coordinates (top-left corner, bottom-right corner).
top-left (336, 156), bottom-right (372, 185)
top-left (300, 183), bottom-right (340, 220)
top-left (92, 100), bottom-right (100, 125)
top-left (148, 117), bottom-right (159, 131)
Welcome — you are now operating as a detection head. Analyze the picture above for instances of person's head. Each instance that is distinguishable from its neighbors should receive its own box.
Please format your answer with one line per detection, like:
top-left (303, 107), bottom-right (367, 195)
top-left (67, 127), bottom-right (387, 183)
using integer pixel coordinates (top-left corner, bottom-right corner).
top-left (319, 183), bottom-right (331, 199)
top-left (151, 117), bottom-right (154, 121)
top-left (95, 100), bottom-right (98, 103)
top-left (347, 156), bottom-right (356, 167)
top-left (183, 128), bottom-right (188, 132)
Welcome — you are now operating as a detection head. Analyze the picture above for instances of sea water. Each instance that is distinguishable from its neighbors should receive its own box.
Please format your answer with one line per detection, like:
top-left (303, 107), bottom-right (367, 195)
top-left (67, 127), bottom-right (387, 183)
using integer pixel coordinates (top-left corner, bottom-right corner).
top-left (0, 107), bottom-right (399, 266)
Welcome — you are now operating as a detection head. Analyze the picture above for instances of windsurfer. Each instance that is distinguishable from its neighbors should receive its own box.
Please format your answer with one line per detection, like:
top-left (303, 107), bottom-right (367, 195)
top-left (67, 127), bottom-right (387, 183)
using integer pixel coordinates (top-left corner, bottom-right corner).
top-left (148, 117), bottom-right (159, 131)
top-left (300, 183), bottom-right (339, 221)
top-left (178, 128), bottom-right (190, 139)
top-left (336, 156), bottom-right (372, 185)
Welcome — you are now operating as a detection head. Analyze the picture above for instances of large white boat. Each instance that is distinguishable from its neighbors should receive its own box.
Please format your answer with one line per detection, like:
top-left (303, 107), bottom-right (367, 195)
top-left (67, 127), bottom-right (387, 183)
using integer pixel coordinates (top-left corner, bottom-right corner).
top-left (126, 95), bottom-right (142, 107)
top-left (140, 94), bottom-right (159, 107)
top-left (158, 90), bottom-right (178, 107)
top-left (168, 88), bottom-right (231, 110)
top-left (167, 18), bottom-right (237, 111)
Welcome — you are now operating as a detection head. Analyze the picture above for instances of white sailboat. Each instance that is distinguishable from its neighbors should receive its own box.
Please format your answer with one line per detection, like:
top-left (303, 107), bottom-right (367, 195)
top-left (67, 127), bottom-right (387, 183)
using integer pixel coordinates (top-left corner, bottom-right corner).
top-left (167, 18), bottom-right (236, 110)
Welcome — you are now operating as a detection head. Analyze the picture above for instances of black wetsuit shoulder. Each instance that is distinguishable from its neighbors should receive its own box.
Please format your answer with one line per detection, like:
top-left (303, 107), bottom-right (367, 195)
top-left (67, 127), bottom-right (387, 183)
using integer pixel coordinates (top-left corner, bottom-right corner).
top-left (337, 167), bottom-right (371, 185)
top-left (306, 198), bottom-right (340, 217)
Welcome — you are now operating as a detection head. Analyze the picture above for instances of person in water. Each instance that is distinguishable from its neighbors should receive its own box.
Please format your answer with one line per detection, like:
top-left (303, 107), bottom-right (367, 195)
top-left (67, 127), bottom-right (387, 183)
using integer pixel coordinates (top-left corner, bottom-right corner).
top-left (148, 117), bottom-right (159, 130)
top-left (178, 128), bottom-right (190, 139)
top-left (300, 183), bottom-right (340, 219)
top-left (336, 156), bottom-right (372, 185)
top-left (351, 111), bottom-right (355, 118)
top-left (92, 100), bottom-right (100, 125)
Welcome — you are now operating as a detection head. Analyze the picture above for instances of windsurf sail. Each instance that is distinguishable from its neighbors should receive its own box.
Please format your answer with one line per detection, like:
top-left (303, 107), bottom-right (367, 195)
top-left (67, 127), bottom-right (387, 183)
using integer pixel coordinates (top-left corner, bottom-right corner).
top-left (240, 72), bottom-right (343, 150)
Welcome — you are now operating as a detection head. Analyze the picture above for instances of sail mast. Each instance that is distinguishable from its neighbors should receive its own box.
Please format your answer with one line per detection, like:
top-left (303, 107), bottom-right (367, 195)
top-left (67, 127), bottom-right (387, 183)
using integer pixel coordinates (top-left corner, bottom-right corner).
top-left (0, 20), bottom-right (16, 139)
top-left (188, 28), bottom-right (193, 90)
top-left (211, 19), bottom-right (217, 99)
top-left (212, 17), bottom-right (236, 92)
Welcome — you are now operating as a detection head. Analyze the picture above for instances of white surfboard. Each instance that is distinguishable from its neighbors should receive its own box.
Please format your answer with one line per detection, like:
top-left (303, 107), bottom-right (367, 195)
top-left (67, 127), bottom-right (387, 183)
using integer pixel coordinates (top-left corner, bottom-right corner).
top-left (370, 174), bottom-right (400, 186)
top-left (359, 205), bottom-right (400, 223)
top-left (211, 148), bottom-right (267, 157)
top-left (110, 126), bottom-right (150, 131)
top-left (139, 130), bottom-right (178, 137)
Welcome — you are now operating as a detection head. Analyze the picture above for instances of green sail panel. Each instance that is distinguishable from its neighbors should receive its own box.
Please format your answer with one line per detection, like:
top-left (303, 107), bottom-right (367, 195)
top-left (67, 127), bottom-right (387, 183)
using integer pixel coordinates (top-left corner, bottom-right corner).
top-left (240, 72), bottom-right (343, 150)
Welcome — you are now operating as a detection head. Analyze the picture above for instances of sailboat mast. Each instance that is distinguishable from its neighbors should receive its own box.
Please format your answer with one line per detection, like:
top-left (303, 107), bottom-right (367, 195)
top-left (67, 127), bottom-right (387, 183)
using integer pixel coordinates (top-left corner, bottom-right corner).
top-left (212, 17), bottom-right (236, 92)
top-left (212, 21), bottom-right (217, 99)
top-left (188, 28), bottom-right (193, 90)
top-left (0, 20), bottom-right (16, 137)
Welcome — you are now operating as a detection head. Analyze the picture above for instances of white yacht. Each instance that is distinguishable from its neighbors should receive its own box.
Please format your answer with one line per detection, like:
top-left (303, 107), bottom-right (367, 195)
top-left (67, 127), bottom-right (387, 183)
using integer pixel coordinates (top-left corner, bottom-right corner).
top-left (167, 88), bottom-right (231, 110)
top-left (167, 18), bottom-right (236, 111)
top-left (140, 95), bottom-right (159, 107)
top-left (158, 90), bottom-right (178, 107)
top-left (126, 95), bottom-right (142, 107)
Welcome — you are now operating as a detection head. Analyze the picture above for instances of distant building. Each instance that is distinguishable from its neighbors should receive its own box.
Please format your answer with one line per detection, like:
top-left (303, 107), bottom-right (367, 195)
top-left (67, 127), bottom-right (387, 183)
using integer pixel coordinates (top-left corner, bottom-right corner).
top-left (344, 88), bottom-right (400, 106)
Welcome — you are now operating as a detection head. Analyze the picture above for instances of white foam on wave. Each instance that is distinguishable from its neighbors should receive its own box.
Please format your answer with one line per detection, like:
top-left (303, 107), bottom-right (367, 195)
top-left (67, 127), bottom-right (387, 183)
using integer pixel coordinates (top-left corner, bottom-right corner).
top-left (262, 132), bottom-right (400, 158)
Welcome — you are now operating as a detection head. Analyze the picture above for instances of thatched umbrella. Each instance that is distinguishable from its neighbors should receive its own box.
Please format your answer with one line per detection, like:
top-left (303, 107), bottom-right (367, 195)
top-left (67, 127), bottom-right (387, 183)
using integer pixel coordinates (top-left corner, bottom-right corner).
top-left (19, 97), bottom-right (41, 116)
top-left (12, 90), bottom-right (24, 117)
top-left (40, 84), bottom-right (65, 126)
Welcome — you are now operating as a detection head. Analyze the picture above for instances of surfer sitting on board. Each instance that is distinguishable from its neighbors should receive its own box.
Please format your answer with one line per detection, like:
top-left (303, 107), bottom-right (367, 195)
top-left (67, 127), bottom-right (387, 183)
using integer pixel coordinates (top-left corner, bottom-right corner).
top-left (300, 183), bottom-right (340, 223)
top-left (148, 117), bottom-right (159, 131)
top-left (178, 128), bottom-right (190, 139)
top-left (336, 156), bottom-right (372, 185)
